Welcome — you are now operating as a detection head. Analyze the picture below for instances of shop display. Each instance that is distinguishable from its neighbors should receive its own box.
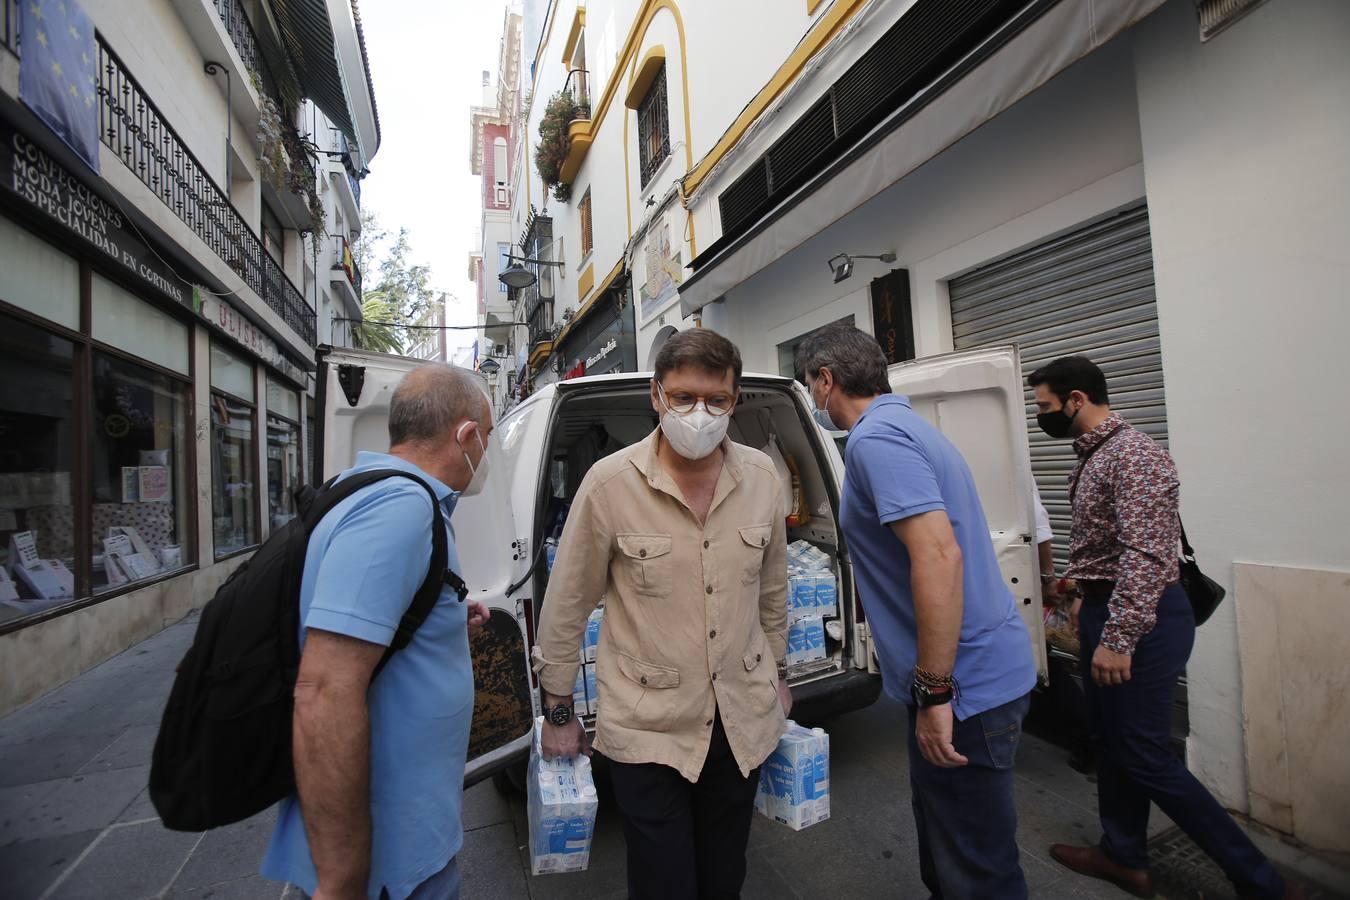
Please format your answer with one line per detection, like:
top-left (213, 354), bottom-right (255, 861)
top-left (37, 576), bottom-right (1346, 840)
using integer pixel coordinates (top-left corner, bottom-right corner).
top-left (527, 717), bottom-right (599, 875)
top-left (0, 566), bottom-right (18, 603)
top-left (9, 532), bottom-right (73, 600)
top-left (755, 721), bottom-right (831, 831)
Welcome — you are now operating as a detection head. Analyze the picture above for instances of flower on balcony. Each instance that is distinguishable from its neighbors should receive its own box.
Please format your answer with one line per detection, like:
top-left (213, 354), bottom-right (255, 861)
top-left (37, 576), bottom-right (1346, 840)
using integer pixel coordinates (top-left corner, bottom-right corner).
top-left (534, 90), bottom-right (590, 204)
top-left (250, 68), bottom-right (326, 241)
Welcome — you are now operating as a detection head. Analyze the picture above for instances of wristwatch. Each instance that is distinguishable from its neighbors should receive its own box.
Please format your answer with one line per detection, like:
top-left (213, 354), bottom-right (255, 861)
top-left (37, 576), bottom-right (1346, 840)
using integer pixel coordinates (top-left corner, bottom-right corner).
top-left (910, 680), bottom-right (953, 708)
top-left (545, 703), bottom-right (574, 727)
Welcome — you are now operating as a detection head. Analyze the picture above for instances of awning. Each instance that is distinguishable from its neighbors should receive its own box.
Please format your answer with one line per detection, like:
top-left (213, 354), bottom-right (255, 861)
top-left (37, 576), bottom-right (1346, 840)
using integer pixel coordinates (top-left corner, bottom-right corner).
top-left (265, 0), bottom-right (380, 159)
top-left (678, 0), bottom-right (1165, 317)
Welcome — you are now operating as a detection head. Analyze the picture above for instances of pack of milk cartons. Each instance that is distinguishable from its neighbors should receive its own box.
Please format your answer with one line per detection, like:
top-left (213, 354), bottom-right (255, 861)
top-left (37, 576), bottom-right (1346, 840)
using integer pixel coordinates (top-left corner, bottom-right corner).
top-left (787, 615), bottom-right (826, 666)
top-left (527, 717), bottom-right (600, 875)
top-left (583, 605), bottom-right (604, 661)
top-left (786, 541), bottom-right (838, 622)
top-left (755, 720), bottom-right (830, 830)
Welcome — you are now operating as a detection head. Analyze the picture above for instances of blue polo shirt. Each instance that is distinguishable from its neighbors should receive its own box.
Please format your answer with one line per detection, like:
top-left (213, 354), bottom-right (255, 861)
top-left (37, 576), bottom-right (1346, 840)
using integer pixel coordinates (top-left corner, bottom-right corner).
top-left (262, 452), bottom-right (473, 900)
top-left (840, 395), bottom-right (1035, 720)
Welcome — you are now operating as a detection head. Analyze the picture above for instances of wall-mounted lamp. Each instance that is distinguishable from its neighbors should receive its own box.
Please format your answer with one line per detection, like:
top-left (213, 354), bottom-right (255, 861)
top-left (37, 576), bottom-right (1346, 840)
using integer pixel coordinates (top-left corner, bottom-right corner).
top-left (827, 251), bottom-right (896, 284)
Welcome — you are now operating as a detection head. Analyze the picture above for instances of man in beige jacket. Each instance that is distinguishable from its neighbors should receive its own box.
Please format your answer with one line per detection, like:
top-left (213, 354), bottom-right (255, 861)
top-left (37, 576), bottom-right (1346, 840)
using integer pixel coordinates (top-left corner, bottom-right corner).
top-left (533, 328), bottom-right (791, 900)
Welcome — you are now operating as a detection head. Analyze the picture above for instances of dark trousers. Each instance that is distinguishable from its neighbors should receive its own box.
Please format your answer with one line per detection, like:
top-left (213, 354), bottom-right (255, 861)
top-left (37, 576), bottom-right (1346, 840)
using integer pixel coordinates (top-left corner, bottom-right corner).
top-left (606, 712), bottom-right (761, 900)
top-left (906, 693), bottom-right (1031, 900)
top-left (1080, 583), bottom-right (1284, 898)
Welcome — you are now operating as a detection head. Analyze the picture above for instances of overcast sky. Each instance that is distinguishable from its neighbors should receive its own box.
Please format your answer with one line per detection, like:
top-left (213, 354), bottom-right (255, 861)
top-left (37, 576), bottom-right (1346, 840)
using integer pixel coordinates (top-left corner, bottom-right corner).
top-left (357, 0), bottom-right (510, 357)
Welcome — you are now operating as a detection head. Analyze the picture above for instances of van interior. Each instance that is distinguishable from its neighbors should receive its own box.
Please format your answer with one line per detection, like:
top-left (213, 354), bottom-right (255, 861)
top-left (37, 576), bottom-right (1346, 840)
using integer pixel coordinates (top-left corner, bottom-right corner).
top-left (529, 379), bottom-right (857, 724)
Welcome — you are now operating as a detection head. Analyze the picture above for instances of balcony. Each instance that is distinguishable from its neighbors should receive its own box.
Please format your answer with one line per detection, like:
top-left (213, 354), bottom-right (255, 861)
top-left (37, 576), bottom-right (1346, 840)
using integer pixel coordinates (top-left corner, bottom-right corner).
top-left (329, 235), bottom-right (362, 313)
top-left (96, 35), bottom-right (316, 345)
top-left (558, 69), bottom-right (593, 185)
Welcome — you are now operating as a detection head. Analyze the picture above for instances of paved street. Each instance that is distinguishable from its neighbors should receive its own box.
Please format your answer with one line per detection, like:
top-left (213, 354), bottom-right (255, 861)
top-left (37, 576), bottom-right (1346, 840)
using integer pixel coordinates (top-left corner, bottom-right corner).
top-left (1, 615), bottom-right (1343, 900)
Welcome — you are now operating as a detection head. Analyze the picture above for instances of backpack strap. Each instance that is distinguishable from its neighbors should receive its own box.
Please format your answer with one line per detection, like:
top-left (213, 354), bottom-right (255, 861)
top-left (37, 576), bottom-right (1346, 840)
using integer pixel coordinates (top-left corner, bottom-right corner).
top-left (299, 469), bottom-right (461, 680)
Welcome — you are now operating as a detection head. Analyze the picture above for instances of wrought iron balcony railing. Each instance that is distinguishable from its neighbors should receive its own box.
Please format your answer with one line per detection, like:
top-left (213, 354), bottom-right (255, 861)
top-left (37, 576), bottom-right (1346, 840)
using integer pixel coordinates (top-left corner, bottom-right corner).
top-left (97, 35), bottom-right (316, 345)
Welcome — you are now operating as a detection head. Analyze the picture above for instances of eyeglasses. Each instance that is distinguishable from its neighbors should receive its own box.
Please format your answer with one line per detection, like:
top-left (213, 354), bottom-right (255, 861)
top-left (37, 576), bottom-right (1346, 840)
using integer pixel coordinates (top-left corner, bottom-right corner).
top-left (657, 382), bottom-right (736, 417)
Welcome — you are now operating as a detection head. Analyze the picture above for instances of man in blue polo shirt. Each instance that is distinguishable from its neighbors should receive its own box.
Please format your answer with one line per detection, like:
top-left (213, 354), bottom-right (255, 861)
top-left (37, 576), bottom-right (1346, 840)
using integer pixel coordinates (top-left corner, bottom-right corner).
top-left (797, 325), bottom-right (1036, 900)
top-left (262, 364), bottom-right (491, 900)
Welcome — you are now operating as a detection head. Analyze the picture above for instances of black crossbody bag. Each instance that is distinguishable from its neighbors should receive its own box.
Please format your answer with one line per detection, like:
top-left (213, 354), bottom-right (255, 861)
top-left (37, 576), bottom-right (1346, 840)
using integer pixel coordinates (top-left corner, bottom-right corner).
top-left (1071, 428), bottom-right (1225, 625)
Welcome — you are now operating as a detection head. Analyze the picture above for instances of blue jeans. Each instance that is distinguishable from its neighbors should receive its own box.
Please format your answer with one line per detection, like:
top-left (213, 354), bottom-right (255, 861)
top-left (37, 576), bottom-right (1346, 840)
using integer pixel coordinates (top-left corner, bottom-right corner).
top-left (301, 857), bottom-right (460, 900)
top-left (1080, 583), bottom-right (1284, 898)
top-left (906, 693), bottom-right (1031, 900)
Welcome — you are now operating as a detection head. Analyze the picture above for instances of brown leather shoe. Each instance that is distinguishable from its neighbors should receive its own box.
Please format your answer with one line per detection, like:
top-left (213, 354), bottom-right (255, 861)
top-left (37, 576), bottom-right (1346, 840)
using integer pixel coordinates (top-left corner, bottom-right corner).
top-left (1049, 843), bottom-right (1156, 898)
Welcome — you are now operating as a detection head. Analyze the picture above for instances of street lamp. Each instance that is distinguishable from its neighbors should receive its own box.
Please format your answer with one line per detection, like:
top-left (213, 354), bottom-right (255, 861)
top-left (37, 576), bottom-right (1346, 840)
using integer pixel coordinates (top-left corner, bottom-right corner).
top-left (827, 251), bottom-right (897, 284)
top-left (498, 254), bottom-right (566, 290)
top-left (478, 357), bottom-right (501, 376)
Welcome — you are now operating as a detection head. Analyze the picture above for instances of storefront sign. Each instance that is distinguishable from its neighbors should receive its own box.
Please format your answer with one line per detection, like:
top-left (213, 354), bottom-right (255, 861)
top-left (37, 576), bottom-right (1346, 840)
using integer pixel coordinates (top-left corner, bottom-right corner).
top-left (1, 121), bottom-right (189, 309)
top-left (197, 289), bottom-right (307, 384)
top-left (586, 338), bottom-right (618, 369)
top-left (869, 268), bottom-right (915, 366)
top-left (564, 361), bottom-right (586, 380)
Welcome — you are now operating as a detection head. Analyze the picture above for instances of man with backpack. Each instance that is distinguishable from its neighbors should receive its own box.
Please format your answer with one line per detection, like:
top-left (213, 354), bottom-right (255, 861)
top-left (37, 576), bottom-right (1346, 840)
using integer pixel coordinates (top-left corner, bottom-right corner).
top-left (1031, 356), bottom-right (1299, 900)
top-left (260, 364), bottom-right (492, 900)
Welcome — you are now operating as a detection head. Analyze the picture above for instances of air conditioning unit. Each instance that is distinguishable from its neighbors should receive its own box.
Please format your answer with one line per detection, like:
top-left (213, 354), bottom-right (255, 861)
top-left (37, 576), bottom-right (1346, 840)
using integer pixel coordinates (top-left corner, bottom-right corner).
top-left (494, 344), bottom-right (507, 357)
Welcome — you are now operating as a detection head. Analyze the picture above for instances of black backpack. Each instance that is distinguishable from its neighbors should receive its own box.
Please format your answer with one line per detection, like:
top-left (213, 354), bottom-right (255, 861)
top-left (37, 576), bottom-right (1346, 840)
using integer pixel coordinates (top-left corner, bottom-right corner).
top-left (149, 469), bottom-right (468, 832)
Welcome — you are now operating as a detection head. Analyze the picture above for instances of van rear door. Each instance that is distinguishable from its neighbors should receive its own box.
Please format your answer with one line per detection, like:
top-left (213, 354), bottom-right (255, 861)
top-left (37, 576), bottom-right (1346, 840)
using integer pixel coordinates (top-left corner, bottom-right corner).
top-left (316, 346), bottom-right (536, 783)
top-left (883, 346), bottom-right (1048, 683)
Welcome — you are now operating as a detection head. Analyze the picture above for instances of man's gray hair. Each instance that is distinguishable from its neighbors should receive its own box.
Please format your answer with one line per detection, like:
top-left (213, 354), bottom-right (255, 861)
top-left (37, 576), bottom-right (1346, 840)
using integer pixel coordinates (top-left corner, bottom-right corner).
top-left (795, 324), bottom-right (892, 397)
top-left (388, 364), bottom-right (487, 447)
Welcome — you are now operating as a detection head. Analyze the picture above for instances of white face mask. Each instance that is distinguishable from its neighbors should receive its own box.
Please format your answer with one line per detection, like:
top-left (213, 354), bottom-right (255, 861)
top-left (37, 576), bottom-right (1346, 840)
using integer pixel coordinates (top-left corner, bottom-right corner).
top-left (658, 385), bottom-right (731, 460)
top-left (808, 378), bottom-right (841, 432)
top-left (456, 422), bottom-right (491, 496)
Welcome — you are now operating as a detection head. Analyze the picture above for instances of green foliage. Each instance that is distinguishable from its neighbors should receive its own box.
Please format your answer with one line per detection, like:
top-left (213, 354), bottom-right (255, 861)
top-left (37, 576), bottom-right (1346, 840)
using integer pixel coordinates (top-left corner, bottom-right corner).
top-left (353, 293), bottom-right (403, 354)
top-left (534, 91), bottom-right (590, 204)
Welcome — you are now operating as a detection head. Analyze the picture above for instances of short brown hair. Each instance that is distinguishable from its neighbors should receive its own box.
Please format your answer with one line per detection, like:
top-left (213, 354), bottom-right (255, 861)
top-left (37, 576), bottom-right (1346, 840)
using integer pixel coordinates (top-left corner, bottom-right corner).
top-left (653, 329), bottom-right (743, 389)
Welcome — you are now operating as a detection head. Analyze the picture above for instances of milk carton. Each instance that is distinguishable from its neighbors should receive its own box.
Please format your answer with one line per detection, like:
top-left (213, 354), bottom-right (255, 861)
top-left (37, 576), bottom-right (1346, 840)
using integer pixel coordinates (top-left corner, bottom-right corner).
top-left (812, 572), bottom-right (838, 620)
top-left (755, 721), bottom-right (830, 830)
top-left (527, 718), bottom-right (600, 874)
top-left (787, 616), bottom-right (826, 666)
top-left (788, 574), bottom-right (816, 620)
top-left (584, 606), bottom-right (604, 661)
top-left (583, 663), bottom-right (598, 716)
top-left (572, 669), bottom-right (588, 715)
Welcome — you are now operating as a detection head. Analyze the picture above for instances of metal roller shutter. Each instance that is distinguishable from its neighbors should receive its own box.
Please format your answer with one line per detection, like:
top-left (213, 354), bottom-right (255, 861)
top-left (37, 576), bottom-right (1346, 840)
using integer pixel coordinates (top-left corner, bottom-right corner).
top-left (949, 205), bottom-right (1167, 569)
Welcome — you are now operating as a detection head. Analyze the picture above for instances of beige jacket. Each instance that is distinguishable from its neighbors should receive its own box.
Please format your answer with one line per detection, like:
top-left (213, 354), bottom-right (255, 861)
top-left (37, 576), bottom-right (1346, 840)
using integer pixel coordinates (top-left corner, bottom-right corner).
top-left (532, 428), bottom-right (788, 782)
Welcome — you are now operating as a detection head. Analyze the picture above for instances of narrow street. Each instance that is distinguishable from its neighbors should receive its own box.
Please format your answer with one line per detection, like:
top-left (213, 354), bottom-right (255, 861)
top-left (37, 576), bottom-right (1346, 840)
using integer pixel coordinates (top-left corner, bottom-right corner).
top-left (2, 616), bottom-right (1341, 900)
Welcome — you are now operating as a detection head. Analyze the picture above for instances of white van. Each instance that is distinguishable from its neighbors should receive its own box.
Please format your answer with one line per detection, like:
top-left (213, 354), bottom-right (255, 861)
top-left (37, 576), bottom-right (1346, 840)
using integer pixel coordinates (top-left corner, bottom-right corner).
top-left (315, 343), bottom-right (1047, 787)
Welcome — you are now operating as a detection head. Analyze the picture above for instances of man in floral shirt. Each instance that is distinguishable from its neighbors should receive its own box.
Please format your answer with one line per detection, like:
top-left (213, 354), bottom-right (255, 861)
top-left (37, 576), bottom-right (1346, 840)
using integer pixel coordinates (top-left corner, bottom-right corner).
top-left (1030, 356), bottom-right (1298, 900)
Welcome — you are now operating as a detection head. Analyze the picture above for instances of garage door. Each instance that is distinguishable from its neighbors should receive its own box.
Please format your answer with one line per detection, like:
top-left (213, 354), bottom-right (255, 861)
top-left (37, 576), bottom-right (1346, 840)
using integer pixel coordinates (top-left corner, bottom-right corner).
top-left (949, 205), bottom-right (1167, 568)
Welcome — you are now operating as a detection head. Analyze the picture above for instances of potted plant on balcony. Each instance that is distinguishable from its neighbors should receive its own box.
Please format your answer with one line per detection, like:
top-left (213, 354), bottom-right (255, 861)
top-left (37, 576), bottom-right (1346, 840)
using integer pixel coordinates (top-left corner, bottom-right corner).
top-left (534, 90), bottom-right (590, 204)
top-left (251, 69), bottom-right (326, 241)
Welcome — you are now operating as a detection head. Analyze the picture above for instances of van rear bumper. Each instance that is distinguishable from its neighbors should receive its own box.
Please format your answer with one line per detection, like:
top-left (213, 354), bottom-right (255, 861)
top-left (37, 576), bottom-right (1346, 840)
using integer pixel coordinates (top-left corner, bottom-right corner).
top-left (789, 668), bottom-right (884, 725)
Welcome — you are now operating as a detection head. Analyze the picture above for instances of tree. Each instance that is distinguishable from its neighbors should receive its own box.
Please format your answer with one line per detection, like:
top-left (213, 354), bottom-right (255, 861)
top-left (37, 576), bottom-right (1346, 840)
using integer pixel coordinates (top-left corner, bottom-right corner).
top-left (375, 228), bottom-right (435, 324)
top-left (352, 293), bottom-right (403, 354)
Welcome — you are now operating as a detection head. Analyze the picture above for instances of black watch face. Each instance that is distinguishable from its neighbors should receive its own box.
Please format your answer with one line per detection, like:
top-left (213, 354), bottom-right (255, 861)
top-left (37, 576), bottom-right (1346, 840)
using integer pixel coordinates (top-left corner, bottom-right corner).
top-left (548, 704), bottom-right (573, 726)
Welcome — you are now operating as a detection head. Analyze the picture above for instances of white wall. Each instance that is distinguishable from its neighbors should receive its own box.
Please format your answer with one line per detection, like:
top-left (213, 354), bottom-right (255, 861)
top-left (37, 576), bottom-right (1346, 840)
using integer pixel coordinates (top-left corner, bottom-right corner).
top-left (1131, 0), bottom-right (1350, 816)
top-left (721, 37), bottom-right (1144, 374)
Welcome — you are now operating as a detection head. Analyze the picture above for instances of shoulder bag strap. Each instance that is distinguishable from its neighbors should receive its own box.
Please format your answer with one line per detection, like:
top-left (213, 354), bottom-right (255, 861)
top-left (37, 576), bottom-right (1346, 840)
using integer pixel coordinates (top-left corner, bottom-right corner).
top-left (1068, 425), bottom-right (1123, 507)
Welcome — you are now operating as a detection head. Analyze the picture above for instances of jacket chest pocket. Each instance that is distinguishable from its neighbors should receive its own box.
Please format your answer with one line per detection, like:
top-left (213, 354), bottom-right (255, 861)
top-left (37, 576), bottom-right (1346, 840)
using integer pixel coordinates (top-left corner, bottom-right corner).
top-left (616, 533), bottom-right (673, 596)
top-left (737, 524), bottom-right (772, 585)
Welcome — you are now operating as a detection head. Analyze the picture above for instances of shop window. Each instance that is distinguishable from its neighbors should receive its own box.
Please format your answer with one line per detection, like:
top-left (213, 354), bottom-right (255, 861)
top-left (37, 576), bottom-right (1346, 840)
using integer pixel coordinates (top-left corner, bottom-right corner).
top-left (90, 352), bottom-right (192, 594)
top-left (265, 376), bottom-right (301, 530)
top-left (0, 215), bottom-right (80, 330)
top-left (637, 65), bottom-right (670, 187)
top-left (262, 201), bottom-right (285, 265)
top-left (91, 274), bottom-right (190, 375)
top-left (211, 344), bottom-right (258, 558)
top-left (579, 190), bottom-right (593, 258)
top-left (0, 314), bottom-right (76, 623)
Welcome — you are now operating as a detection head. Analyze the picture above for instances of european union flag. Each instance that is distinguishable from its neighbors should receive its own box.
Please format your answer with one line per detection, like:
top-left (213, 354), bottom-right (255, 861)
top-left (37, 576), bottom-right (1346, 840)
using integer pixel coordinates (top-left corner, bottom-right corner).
top-left (19, 0), bottom-right (100, 173)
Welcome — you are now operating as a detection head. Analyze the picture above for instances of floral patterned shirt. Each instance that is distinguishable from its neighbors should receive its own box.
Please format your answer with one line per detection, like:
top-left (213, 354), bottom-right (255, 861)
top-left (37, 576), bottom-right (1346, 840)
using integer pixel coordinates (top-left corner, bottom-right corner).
top-left (1067, 413), bottom-right (1180, 654)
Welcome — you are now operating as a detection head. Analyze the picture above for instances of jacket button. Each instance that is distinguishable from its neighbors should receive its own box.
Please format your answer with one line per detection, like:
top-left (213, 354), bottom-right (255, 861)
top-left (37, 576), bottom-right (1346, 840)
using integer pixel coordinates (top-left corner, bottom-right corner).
top-left (711, 672), bottom-right (718, 681)
top-left (639, 548), bottom-right (647, 558)
top-left (706, 585), bottom-right (713, 594)
top-left (709, 630), bottom-right (716, 639)
top-left (706, 719), bottom-right (713, 727)
top-left (756, 653), bottom-right (762, 662)
top-left (640, 676), bottom-right (648, 685)
top-left (703, 540), bottom-right (710, 549)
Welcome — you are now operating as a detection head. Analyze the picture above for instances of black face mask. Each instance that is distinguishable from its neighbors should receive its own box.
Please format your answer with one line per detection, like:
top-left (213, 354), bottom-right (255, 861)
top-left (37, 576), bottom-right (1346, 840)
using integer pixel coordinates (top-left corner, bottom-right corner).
top-left (1037, 403), bottom-right (1078, 439)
